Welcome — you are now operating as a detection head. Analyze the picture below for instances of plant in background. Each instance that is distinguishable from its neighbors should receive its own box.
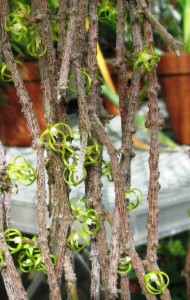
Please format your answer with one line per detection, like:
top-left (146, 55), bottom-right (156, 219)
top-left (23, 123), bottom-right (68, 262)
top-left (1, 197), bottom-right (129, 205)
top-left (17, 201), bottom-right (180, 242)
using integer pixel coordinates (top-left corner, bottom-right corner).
top-left (5, 0), bottom-right (33, 58)
top-left (97, 0), bottom-right (117, 26)
top-left (179, 0), bottom-right (190, 51)
top-left (153, 0), bottom-right (182, 50)
top-left (153, 0), bottom-right (190, 52)
top-left (5, 0), bottom-right (57, 59)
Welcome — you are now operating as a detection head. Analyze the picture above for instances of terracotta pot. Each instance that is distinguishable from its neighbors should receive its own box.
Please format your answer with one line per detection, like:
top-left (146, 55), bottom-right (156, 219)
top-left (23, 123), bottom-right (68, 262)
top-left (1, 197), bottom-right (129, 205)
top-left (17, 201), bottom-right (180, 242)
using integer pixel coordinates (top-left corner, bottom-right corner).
top-left (0, 62), bottom-right (46, 146)
top-left (157, 53), bottom-right (190, 145)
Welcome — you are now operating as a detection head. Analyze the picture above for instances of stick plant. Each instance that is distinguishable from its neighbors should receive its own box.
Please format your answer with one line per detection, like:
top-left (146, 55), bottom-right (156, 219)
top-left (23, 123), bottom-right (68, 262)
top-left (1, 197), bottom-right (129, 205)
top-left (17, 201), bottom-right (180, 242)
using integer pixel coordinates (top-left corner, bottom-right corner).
top-left (0, 0), bottom-right (182, 299)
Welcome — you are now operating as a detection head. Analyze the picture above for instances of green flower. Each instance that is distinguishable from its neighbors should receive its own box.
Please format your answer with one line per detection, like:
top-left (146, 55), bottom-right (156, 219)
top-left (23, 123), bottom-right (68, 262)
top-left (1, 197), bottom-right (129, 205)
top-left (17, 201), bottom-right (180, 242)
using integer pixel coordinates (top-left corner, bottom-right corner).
top-left (145, 270), bottom-right (169, 295)
top-left (134, 47), bottom-right (160, 72)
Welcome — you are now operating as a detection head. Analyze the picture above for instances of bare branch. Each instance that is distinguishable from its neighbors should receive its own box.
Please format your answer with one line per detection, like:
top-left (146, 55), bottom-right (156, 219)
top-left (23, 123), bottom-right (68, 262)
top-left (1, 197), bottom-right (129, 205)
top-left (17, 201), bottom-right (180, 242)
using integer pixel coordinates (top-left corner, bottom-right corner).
top-left (136, 0), bottom-right (182, 53)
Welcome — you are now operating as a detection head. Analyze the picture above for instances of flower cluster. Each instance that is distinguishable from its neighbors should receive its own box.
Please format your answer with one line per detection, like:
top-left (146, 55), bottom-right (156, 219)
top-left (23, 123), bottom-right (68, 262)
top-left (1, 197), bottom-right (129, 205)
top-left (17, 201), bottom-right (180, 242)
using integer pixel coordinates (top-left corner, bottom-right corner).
top-left (67, 197), bottom-right (100, 252)
top-left (4, 228), bottom-right (56, 273)
top-left (97, 0), bottom-right (118, 24)
top-left (7, 155), bottom-right (37, 186)
top-left (5, 1), bottom-right (46, 58)
top-left (40, 123), bottom-right (102, 186)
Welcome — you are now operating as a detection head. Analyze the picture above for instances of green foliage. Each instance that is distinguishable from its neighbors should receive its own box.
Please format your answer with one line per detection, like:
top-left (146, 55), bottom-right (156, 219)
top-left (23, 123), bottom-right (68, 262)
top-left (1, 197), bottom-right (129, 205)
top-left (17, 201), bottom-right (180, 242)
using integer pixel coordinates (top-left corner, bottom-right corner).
top-left (4, 228), bottom-right (23, 254)
top-left (154, 0), bottom-right (190, 52)
top-left (6, 1), bottom-right (34, 58)
top-left (97, 0), bottom-right (117, 27)
top-left (0, 250), bottom-right (4, 265)
top-left (40, 123), bottom-right (72, 154)
top-left (48, 0), bottom-right (58, 10)
top-left (166, 239), bottom-right (186, 256)
top-left (153, 1), bottom-right (182, 48)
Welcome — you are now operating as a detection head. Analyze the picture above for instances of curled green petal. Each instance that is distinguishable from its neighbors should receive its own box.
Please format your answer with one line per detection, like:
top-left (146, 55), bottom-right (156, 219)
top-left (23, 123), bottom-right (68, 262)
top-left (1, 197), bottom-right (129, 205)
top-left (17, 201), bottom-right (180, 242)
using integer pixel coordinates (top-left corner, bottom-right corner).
top-left (81, 68), bottom-right (91, 94)
top-left (83, 209), bottom-right (100, 235)
top-left (67, 68), bottom-right (91, 95)
top-left (67, 231), bottom-right (89, 252)
top-left (0, 250), bottom-right (4, 265)
top-left (0, 62), bottom-right (13, 82)
top-left (118, 255), bottom-right (132, 275)
top-left (33, 254), bottom-right (46, 272)
top-left (27, 36), bottom-right (47, 59)
top-left (85, 138), bottom-right (102, 165)
top-left (63, 165), bottom-right (86, 186)
top-left (102, 160), bottom-right (113, 182)
top-left (4, 228), bottom-right (23, 254)
top-left (18, 250), bottom-right (34, 273)
top-left (11, 1), bottom-right (31, 17)
top-left (124, 188), bottom-right (142, 211)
